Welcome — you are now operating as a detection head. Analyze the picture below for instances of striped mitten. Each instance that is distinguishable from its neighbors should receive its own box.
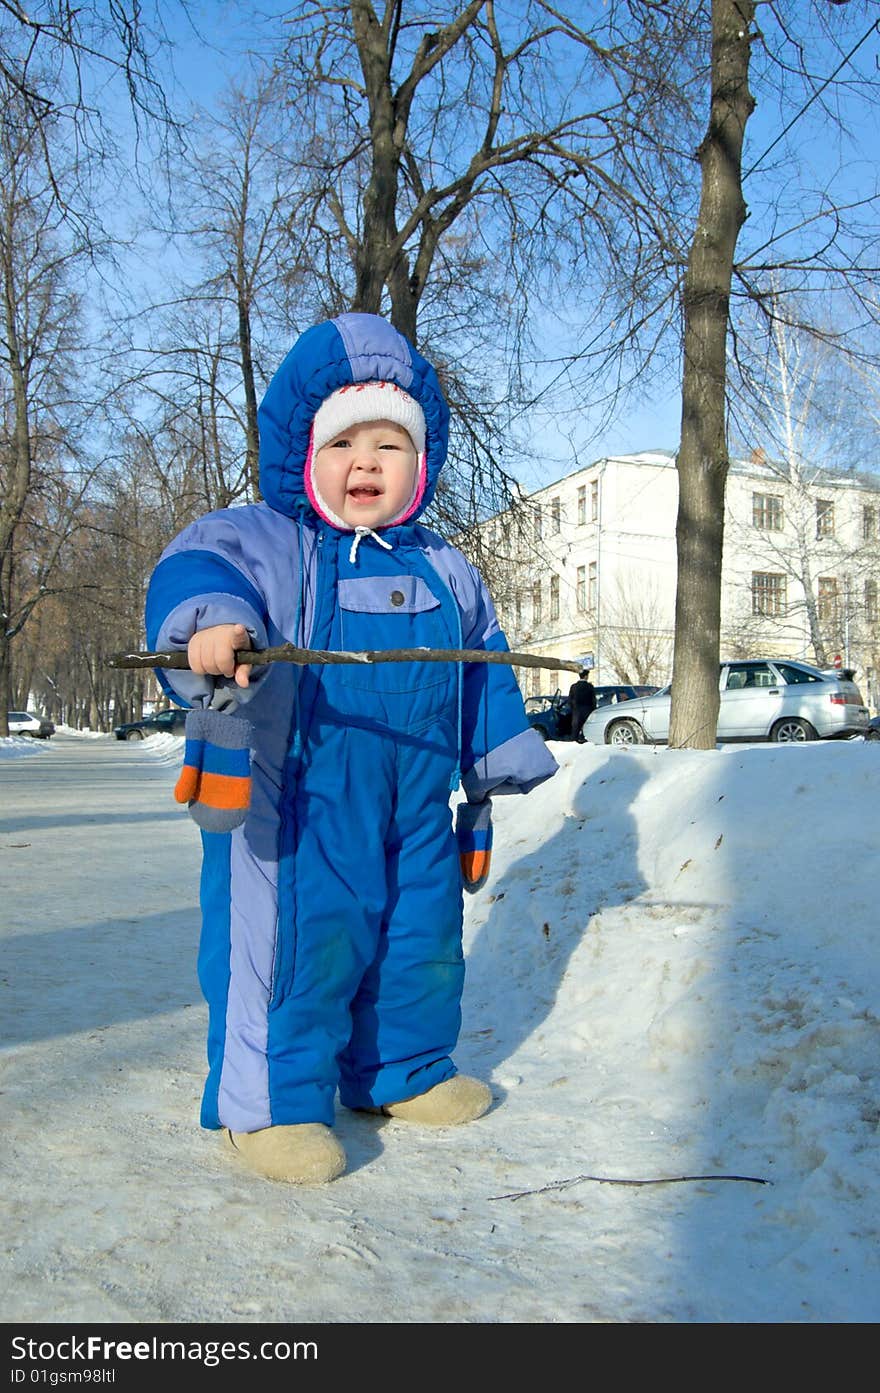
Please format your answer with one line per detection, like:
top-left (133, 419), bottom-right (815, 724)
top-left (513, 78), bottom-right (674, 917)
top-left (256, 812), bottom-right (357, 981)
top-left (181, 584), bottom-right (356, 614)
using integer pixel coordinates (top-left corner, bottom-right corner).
top-left (174, 709), bottom-right (254, 831)
top-left (455, 798), bottom-right (493, 894)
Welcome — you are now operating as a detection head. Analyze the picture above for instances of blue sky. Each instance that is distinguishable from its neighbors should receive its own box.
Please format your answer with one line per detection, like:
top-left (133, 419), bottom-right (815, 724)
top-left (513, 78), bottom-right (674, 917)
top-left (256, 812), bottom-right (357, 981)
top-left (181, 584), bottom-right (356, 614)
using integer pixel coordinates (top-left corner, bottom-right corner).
top-left (134, 2), bottom-right (878, 494)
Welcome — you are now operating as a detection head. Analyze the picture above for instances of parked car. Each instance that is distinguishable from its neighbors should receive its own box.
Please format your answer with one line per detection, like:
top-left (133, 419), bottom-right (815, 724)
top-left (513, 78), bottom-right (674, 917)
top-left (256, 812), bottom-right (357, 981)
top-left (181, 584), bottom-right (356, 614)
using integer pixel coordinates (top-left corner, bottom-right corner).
top-left (866, 715), bottom-right (880, 742)
top-left (581, 659), bottom-right (870, 747)
top-left (7, 710), bottom-right (54, 738)
top-left (113, 708), bottom-right (187, 741)
top-left (525, 685), bottom-right (660, 740)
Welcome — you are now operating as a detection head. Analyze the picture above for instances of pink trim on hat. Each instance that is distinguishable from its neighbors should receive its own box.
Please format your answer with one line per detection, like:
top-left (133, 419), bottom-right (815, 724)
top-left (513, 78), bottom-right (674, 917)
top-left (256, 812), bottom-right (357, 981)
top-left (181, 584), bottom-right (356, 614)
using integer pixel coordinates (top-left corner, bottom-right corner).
top-left (302, 434), bottom-right (332, 523)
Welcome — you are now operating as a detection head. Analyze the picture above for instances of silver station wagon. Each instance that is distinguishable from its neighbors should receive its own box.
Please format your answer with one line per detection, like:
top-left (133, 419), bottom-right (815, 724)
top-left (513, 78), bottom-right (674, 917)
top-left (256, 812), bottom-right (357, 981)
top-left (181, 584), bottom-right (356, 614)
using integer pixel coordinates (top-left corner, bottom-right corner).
top-left (581, 659), bottom-right (871, 747)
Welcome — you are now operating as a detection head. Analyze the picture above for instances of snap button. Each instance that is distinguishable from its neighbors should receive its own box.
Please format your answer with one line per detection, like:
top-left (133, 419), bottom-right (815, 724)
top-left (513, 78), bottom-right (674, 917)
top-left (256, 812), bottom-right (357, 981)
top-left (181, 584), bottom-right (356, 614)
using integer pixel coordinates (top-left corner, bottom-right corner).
top-left (390, 589), bottom-right (405, 607)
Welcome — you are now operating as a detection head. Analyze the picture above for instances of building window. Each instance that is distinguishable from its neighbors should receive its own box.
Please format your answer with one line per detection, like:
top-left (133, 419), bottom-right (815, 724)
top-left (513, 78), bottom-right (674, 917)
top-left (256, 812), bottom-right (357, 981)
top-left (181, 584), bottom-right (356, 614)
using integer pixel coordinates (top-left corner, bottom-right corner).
top-left (577, 486), bottom-right (586, 526)
top-left (534, 508), bottom-right (542, 541)
top-left (576, 565), bottom-right (586, 611)
top-left (817, 576), bottom-right (839, 622)
top-left (549, 670), bottom-right (559, 692)
top-left (530, 668), bottom-right (541, 697)
top-left (752, 572), bottom-right (787, 617)
top-left (532, 580), bottom-right (542, 626)
top-left (816, 499), bottom-right (835, 539)
top-left (866, 578), bottom-right (878, 623)
top-left (752, 493), bottom-right (783, 531)
top-left (864, 506), bottom-right (877, 541)
top-left (550, 573), bottom-right (560, 621)
top-left (591, 480), bottom-right (599, 521)
top-left (551, 497), bottom-right (561, 534)
top-left (588, 561), bottom-right (598, 611)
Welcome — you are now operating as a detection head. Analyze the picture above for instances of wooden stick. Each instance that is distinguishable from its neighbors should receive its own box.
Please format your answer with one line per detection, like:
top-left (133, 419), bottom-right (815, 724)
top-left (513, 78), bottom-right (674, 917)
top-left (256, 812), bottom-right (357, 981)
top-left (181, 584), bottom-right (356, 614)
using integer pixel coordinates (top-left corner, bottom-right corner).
top-left (488, 1172), bottom-right (772, 1201)
top-left (108, 645), bottom-right (586, 674)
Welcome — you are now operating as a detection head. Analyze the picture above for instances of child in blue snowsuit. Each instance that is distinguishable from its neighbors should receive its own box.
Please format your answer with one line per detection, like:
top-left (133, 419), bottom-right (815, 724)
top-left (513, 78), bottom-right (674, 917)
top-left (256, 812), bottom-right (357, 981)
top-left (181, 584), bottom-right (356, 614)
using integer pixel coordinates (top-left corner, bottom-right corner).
top-left (146, 312), bottom-right (558, 1184)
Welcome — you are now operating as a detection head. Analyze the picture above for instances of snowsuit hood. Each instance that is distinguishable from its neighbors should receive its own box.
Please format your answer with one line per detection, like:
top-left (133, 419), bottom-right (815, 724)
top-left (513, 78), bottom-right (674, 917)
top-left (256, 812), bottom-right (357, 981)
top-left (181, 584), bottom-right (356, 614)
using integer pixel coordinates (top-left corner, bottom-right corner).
top-left (257, 312), bottom-right (450, 523)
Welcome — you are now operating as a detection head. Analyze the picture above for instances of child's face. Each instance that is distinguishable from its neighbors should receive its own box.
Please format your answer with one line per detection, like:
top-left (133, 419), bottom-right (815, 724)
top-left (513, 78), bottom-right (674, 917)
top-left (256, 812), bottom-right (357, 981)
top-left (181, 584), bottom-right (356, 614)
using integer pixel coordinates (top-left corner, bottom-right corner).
top-left (313, 420), bottom-right (419, 528)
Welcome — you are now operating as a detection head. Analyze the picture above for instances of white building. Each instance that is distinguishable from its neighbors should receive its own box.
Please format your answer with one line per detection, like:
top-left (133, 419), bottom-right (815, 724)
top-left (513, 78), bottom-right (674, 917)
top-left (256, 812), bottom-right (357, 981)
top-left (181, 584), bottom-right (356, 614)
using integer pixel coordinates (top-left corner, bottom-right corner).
top-left (482, 450), bottom-right (880, 712)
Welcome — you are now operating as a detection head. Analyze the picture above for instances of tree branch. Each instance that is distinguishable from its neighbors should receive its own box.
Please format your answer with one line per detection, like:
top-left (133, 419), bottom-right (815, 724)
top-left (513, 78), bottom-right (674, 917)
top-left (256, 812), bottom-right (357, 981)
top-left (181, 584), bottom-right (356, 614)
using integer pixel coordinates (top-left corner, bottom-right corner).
top-left (107, 643), bottom-right (586, 673)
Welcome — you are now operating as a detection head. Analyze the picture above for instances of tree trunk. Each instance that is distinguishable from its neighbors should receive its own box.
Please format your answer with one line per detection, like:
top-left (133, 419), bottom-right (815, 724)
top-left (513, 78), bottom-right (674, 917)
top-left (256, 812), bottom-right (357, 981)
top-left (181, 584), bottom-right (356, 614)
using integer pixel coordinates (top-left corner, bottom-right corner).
top-left (234, 165), bottom-right (261, 501)
top-left (0, 294), bottom-right (31, 739)
top-left (238, 289), bottom-right (261, 502)
top-left (350, 0), bottom-right (401, 316)
top-left (800, 555), bottom-right (828, 668)
top-left (0, 624), bottom-right (12, 732)
top-left (669, 0), bottom-right (755, 750)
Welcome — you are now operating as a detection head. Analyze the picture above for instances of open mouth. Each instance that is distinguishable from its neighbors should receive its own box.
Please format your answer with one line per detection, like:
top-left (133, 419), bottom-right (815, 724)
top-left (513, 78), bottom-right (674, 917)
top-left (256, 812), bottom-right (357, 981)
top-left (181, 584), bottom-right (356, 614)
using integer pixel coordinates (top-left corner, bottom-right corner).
top-left (348, 485), bottom-right (383, 501)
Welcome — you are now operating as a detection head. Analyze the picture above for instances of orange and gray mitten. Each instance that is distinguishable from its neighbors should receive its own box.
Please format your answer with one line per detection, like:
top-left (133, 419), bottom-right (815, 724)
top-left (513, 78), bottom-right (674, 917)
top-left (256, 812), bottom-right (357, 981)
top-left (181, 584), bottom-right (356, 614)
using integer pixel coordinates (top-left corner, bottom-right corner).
top-left (174, 709), bottom-right (254, 831)
top-left (456, 798), bottom-right (493, 894)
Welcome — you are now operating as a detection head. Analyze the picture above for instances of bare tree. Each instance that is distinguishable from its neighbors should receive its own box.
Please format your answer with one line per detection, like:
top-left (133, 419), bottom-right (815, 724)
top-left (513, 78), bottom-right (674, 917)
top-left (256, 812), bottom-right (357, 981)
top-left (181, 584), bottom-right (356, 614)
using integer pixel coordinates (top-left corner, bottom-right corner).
top-left (166, 70), bottom-right (317, 500)
top-left (668, 0), bottom-right (756, 748)
top-left (19, 424), bottom-right (208, 728)
top-left (110, 67), bottom-right (321, 511)
top-left (117, 304), bottom-right (256, 514)
top-left (274, 0), bottom-right (704, 535)
top-left (0, 0), bottom-right (181, 230)
top-left (0, 3), bottom-right (187, 728)
top-left (13, 1), bottom-right (877, 732)
top-left (0, 86), bottom-right (101, 731)
top-left (723, 307), bottom-right (880, 669)
top-left (667, 0), bottom-right (880, 746)
top-left (601, 576), bottom-right (673, 687)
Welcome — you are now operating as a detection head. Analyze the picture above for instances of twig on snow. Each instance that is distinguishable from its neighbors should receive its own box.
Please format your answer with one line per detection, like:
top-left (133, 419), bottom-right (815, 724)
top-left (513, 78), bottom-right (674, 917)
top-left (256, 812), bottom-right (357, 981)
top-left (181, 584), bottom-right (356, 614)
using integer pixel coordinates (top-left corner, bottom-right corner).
top-left (488, 1172), bottom-right (772, 1201)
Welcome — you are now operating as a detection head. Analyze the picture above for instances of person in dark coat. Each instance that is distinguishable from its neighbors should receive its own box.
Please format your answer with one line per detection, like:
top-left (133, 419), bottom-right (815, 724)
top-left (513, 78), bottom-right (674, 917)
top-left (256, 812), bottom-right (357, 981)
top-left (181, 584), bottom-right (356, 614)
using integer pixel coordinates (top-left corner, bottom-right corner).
top-left (568, 668), bottom-right (597, 742)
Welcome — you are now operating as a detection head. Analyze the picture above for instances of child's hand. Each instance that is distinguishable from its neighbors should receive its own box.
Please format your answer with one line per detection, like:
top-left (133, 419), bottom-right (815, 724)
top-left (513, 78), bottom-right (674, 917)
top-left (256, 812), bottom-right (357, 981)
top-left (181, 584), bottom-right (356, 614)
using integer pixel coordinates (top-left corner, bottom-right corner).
top-left (188, 623), bottom-right (253, 689)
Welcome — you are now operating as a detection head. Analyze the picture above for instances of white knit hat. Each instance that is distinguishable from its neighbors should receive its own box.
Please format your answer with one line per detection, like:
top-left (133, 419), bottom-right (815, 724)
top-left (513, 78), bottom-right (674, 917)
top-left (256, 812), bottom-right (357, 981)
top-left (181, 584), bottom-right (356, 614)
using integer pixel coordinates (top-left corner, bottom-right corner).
top-left (310, 381), bottom-right (426, 456)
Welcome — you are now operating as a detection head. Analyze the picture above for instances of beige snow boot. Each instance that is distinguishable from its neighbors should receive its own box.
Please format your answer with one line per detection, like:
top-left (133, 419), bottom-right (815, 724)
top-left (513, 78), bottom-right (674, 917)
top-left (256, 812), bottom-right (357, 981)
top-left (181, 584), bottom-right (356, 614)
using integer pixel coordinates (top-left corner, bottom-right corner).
top-left (380, 1075), bottom-right (492, 1125)
top-left (225, 1123), bottom-right (346, 1184)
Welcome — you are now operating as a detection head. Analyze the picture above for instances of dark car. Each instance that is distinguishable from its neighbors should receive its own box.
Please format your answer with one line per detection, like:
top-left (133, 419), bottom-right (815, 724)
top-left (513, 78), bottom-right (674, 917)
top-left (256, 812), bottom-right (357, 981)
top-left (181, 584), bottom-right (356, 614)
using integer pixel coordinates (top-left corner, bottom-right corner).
top-left (525, 685), bottom-right (660, 741)
top-left (866, 715), bottom-right (880, 742)
top-left (113, 708), bottom-right (187, 741)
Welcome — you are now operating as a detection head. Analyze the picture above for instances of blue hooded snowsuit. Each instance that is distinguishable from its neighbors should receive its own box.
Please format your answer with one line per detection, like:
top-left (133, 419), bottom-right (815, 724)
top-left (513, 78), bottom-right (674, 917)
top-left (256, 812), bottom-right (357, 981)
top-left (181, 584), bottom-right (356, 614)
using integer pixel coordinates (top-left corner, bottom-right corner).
top-left (146, 313), bottom-right (558, 1134)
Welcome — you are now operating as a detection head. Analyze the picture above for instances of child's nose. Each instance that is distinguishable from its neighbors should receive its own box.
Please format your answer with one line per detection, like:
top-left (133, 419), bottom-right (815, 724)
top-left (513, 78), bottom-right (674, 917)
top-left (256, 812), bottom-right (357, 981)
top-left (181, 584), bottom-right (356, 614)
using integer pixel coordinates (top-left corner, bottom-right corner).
top-left (352, 448), bottom-right (380, 469)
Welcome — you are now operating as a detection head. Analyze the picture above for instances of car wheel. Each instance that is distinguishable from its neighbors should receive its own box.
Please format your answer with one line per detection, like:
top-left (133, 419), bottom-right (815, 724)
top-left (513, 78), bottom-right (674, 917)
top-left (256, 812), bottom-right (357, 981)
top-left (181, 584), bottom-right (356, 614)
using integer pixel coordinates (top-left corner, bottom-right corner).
top-left (534, 725), bottom-right (551, 740)
top-left (606, 718), bottom-right (645, 747)
top-left (125, 729), bottom-right (144, 741)
top-left (770, 717), bottom-right (817, 743)
top-left (864, 727), bottom-right (880, 742)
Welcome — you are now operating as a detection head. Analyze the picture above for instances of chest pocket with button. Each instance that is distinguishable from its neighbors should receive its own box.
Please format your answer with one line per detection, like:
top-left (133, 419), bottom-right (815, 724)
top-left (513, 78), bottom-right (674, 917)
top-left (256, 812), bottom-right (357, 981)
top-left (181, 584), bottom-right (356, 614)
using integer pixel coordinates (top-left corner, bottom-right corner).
top-left (334, 574), bottom-right (453, 693)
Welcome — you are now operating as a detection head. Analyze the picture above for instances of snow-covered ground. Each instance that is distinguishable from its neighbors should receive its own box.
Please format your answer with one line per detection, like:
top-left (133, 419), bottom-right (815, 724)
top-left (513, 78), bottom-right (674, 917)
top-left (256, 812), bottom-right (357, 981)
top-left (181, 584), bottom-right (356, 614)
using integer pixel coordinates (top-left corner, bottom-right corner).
top-left (1, 727), bottom-right (878, 1324)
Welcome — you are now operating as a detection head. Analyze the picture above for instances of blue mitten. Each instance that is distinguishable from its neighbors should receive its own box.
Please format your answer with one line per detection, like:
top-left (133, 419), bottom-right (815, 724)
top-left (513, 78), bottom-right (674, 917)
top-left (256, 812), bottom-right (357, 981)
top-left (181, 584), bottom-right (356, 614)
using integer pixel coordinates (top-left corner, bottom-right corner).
top-left (455, 798), bottom-right (493, 894)
top-left (174, 709), bottom-right (254, 832)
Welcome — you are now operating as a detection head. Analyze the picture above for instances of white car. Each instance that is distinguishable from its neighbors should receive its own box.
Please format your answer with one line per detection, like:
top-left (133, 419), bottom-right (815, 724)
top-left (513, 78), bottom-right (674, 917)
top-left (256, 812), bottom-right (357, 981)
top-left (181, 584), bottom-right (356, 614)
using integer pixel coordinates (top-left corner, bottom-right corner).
top-left (581, 659), bottom-right (870, 746)
top-left (7, 710), bottom-right (55, 738)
